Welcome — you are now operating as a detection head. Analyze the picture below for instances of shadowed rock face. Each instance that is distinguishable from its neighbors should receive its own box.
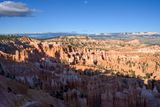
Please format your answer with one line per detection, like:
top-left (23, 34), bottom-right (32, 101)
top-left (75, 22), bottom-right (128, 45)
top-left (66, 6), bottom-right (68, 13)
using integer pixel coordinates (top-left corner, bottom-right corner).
top-left (0, 36), bottom-right (160, 107)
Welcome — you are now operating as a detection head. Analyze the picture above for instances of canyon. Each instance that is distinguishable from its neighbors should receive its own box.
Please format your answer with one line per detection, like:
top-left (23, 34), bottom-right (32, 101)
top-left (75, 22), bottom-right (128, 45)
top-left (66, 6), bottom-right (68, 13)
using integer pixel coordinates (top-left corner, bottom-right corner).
top-left (0, 36), bottom-right (160, 107)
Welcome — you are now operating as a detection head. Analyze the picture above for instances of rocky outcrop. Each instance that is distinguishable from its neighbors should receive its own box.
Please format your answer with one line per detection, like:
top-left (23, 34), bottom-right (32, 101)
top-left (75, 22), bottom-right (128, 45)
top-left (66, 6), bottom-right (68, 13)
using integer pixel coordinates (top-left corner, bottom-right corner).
top-left (0, 36), bottom-right (160, 107)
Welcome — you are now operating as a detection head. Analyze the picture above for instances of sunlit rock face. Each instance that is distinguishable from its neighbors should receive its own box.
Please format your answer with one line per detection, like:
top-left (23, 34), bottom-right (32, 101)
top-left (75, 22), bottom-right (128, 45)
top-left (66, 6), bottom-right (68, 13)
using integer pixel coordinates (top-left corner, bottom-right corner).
top-left (0, 36), bottom-right (160, 107)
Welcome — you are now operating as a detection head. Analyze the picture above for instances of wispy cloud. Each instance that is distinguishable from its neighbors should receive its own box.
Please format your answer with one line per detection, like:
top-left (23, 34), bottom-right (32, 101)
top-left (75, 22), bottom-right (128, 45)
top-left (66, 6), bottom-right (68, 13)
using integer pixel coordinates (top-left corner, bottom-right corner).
top-left (0, 1), bottom-right (36, 17)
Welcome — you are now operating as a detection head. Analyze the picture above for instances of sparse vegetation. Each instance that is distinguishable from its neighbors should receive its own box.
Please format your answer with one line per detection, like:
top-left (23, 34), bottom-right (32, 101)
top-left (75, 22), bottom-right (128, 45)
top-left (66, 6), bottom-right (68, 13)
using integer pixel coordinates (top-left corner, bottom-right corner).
top-left (0, 35), bottom-right (18, 41)
top-left (144, 73), bottom-right (152, 79)
top-left (129, 70), bottom-right (136, 78)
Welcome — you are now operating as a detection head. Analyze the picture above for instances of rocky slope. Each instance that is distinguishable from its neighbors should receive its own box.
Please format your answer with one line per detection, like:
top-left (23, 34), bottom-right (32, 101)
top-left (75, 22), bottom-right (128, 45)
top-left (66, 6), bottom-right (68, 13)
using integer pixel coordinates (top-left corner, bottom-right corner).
top-left (0, 36), bottom-right (160, 107)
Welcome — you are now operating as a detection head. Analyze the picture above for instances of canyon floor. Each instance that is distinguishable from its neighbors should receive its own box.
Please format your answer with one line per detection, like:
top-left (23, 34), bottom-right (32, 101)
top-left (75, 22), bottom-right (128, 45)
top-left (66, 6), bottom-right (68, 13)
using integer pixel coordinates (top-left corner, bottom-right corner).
top-left (0, 35), bottom-right (160, 107)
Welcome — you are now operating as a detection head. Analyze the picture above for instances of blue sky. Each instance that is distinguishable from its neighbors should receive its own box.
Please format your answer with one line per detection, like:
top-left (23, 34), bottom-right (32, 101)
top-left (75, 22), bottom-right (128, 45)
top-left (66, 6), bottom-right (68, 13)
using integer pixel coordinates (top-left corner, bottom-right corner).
top-left (0, 0), bottom-right (160, 34)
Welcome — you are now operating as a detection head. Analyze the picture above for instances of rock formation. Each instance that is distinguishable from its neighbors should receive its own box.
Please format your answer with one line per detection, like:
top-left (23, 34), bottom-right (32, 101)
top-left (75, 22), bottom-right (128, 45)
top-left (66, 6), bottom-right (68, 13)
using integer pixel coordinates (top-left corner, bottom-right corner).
top-left (0, 36), bottom-right (160, 107)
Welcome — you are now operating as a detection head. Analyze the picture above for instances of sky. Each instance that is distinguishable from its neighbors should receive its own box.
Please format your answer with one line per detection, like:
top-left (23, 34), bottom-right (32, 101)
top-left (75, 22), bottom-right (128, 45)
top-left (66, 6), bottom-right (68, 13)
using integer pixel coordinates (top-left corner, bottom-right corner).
top-left (0, 0), bottom-right (160, 34)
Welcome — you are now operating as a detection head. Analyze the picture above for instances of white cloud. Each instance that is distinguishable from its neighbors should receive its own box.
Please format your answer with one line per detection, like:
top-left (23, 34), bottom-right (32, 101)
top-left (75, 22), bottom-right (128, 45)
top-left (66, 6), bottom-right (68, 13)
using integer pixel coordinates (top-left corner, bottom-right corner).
top-left (0, 1), bottom-right (36, 17)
